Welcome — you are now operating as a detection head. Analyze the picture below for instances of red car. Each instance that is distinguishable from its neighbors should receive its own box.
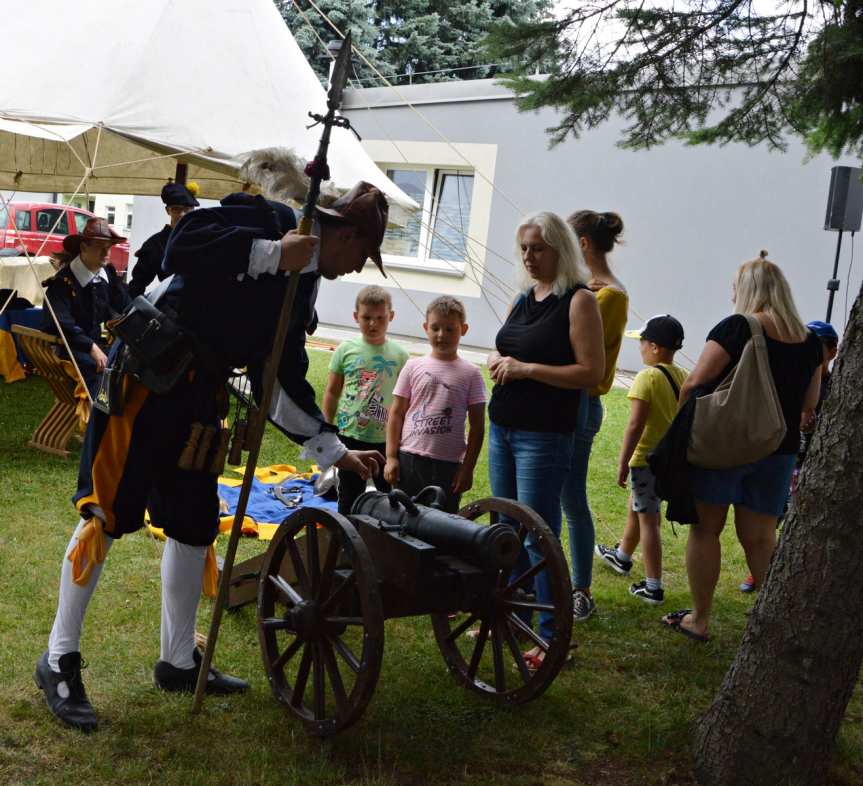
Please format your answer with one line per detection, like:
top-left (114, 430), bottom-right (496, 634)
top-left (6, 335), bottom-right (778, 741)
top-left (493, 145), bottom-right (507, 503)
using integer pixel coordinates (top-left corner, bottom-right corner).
top-left (0, 202), bottom-right (130, 275)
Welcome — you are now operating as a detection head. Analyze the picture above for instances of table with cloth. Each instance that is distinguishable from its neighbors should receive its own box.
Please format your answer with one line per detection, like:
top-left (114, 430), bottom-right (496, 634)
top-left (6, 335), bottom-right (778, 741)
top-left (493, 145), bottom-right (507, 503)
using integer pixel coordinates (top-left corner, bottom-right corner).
top-left (0, 256), bottom-right (54, 306)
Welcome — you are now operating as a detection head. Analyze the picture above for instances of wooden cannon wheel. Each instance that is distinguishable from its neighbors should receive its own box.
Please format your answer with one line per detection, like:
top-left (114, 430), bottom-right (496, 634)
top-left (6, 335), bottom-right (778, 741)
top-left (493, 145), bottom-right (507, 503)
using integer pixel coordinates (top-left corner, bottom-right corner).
top-left (431, 497), bottom-right (574, 704)
top-left (257, 508), bottom-right (384, 736)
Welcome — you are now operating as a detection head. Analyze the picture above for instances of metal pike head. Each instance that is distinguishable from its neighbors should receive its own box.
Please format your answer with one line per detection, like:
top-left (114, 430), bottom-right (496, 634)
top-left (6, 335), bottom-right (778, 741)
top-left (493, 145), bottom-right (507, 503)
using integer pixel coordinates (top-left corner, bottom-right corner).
top-left (327, 30), bottom-right (353, 111)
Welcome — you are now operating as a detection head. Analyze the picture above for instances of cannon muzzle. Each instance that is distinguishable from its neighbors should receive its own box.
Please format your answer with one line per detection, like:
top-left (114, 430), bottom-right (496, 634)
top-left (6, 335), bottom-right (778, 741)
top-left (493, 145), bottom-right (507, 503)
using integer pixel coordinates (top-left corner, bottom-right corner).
top-left (352, 488), bottom-right (520, 572)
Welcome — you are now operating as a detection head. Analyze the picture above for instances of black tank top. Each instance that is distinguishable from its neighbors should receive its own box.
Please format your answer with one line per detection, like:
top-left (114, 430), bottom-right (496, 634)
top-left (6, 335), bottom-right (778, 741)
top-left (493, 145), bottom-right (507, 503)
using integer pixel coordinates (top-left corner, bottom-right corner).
top-left (489, 286), bottom-right (585, 433)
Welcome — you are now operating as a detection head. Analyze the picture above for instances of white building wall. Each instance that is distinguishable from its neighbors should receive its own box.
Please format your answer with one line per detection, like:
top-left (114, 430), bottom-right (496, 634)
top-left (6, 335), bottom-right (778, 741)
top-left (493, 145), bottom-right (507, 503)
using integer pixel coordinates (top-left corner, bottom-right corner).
top-left (332, 80), bottom-right (862, 372)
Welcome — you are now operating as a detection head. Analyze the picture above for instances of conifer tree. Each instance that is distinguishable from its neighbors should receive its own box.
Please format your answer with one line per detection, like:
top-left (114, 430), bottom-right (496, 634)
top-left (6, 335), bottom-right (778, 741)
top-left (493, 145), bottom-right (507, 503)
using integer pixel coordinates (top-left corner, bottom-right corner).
top-left (277, 0), bottom-right (551, 85)
top-left (484, 0), bottom-right (863, 158)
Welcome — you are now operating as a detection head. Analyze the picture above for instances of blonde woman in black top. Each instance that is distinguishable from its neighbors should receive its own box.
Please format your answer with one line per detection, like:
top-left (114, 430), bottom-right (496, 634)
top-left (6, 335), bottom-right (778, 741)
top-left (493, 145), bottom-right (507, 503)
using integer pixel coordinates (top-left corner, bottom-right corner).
top-left (487, 211), bottom-right (604, 665)
top-left (663, 252), bottom-right (822, 642)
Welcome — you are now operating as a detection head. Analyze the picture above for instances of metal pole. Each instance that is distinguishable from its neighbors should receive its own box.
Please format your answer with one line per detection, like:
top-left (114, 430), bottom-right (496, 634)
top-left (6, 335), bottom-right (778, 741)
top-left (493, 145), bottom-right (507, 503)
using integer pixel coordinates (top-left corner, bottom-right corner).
top-left (826, 230), bottom-right (843, 323)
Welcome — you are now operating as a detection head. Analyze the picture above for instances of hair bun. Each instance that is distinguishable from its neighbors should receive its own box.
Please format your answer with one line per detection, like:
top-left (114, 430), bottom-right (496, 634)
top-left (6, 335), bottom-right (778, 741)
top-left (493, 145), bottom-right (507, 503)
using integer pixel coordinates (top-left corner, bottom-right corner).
top-left (603, 212), bottom-right (624, 240)
top-left (759, 249), bottom-right (769, 259)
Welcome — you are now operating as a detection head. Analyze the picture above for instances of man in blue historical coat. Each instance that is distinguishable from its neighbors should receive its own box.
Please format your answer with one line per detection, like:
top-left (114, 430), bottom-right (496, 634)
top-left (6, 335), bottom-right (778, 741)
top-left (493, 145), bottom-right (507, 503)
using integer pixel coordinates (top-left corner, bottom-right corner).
top-left (34, 182), bottom-right (390, 732)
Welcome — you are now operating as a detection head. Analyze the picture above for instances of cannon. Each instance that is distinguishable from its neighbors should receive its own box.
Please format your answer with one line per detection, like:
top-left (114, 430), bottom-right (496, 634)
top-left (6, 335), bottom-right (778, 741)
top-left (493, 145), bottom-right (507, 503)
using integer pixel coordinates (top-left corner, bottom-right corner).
top-left (252, 489), bottom-right (574, 736)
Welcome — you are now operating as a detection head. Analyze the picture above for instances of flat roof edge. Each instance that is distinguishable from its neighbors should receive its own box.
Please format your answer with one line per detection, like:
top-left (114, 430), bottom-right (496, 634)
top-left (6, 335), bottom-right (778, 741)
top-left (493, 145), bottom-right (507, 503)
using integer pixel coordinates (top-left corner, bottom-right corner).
top-left (342, 77), bottom-right (537, 109)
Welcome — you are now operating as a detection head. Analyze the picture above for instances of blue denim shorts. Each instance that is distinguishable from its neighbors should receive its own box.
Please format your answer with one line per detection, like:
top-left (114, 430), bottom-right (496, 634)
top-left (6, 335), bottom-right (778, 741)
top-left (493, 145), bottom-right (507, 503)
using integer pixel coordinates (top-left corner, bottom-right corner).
top-left (691, 453), bottom-right (796, 518)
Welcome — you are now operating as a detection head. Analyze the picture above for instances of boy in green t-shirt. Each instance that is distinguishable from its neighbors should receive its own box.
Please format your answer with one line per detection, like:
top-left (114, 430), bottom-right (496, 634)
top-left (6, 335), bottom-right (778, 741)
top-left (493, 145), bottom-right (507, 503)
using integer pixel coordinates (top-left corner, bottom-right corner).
top-left (323, 285), bottom-right (409, 514)
top-left (595, 315), bottom-right (688, 604)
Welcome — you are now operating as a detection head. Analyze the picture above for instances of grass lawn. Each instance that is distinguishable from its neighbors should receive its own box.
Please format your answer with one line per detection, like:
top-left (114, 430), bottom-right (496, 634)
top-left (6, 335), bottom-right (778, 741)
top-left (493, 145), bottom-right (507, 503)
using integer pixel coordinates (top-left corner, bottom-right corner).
top-left (1, 348), bottom-right (861, 785)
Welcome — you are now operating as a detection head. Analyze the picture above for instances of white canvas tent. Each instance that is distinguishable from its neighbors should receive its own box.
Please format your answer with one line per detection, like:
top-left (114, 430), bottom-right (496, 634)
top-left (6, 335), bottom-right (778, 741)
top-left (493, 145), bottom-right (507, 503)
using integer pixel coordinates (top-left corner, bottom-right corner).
top-left (0, 0), bottom-right (413, 205)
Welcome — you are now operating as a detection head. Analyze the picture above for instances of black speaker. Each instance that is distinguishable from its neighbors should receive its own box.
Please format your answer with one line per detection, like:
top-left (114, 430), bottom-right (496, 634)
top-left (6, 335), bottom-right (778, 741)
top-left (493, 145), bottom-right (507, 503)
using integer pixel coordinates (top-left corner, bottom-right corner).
top-left (824, 166), bottom-right (863, 232)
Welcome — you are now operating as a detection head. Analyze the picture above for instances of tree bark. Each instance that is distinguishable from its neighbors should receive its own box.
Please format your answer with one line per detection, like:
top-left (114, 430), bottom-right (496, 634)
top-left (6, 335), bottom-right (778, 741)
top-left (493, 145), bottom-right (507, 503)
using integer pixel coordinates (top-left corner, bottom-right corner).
top-left (692, 286), bottom-right (863, 786)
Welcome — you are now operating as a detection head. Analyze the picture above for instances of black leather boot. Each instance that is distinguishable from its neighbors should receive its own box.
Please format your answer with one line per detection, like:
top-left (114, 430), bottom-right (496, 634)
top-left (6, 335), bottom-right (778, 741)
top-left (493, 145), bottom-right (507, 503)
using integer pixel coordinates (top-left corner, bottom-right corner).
top-left (154, 647), bottom-right (249, 695)
top-left (34, 651), bottom-right (98, 732)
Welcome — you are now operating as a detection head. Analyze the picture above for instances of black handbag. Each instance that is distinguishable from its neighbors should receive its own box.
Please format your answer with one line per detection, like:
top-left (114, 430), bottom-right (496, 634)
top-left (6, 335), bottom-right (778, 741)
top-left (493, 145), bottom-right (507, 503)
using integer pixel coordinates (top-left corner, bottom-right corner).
top-left (108, 296), bottom-right (194, 394)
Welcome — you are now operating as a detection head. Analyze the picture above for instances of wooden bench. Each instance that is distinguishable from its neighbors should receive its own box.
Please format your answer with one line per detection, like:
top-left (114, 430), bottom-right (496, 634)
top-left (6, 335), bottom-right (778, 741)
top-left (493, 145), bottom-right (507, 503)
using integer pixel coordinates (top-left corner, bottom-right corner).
top-left (11, 325), bottom-right (90, 457)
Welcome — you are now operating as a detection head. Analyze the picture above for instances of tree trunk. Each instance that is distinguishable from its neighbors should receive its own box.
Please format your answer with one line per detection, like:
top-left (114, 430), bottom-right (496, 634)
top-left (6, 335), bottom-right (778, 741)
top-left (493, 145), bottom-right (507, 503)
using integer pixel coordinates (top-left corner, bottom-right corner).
top-left (692, 286), bottom-right (863, 786)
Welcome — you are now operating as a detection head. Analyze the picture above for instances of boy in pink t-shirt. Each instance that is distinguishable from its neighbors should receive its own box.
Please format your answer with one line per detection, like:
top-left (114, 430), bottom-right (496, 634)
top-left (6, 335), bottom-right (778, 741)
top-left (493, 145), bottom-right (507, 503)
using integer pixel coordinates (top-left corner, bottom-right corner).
top-left (385, 296), bottom-right (487, 513)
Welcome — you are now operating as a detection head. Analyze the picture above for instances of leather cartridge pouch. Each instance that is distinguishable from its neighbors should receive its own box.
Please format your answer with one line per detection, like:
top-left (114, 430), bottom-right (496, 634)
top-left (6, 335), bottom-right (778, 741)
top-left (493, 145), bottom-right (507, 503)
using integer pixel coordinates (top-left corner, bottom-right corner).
top-left (93, 347), bottom-right (129, 417)
top-left (108, 296), bottom-right (194, 395)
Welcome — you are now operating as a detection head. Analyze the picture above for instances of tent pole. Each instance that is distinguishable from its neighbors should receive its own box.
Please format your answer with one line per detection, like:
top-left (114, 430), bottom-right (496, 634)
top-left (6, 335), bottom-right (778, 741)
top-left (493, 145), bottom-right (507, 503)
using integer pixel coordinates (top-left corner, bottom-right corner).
top-left (174, 162), bottom-right (188, 185)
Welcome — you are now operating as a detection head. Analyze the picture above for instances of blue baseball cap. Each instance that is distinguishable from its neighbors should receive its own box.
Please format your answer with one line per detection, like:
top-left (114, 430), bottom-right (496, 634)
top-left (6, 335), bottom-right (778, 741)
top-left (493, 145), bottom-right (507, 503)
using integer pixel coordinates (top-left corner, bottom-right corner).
top-left (807, 321), bottom-right (839, 342)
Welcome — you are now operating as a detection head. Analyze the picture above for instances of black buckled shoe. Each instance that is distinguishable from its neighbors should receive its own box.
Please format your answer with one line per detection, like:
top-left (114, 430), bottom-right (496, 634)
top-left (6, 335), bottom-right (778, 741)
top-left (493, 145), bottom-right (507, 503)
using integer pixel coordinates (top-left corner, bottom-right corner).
top-left (153, 648), bottom-right (249, 695)
top-left (34, 651), bottom-right (98, 733)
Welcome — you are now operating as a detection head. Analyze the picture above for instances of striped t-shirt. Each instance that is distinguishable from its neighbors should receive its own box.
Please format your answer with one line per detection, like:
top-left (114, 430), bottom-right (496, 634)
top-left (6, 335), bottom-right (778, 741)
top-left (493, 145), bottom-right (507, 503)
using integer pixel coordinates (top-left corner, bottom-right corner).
top-left (392, 355), bottom-right (487, 463)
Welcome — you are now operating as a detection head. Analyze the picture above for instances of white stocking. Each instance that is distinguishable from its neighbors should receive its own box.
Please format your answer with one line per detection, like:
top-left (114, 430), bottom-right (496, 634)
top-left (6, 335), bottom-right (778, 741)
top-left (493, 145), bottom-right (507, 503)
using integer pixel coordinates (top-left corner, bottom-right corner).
top-left (160, 538), bottom-right (206, 669)
top-left (48, 518), bottom-right (113, 671)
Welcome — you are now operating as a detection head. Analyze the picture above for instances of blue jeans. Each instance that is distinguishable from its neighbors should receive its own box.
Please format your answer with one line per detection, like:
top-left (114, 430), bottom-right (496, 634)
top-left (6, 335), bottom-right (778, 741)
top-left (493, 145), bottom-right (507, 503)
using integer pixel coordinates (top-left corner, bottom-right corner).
top-left (488, 422), bottom-right (574, 641)
top-left (561, 395), bottom-right (604, 589)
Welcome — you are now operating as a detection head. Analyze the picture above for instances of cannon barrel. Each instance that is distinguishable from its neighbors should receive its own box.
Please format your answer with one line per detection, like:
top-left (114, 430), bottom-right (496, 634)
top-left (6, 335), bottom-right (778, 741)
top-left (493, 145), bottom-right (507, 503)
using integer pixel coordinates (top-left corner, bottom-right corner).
top-left (352, 488), bottom-right (520, 572)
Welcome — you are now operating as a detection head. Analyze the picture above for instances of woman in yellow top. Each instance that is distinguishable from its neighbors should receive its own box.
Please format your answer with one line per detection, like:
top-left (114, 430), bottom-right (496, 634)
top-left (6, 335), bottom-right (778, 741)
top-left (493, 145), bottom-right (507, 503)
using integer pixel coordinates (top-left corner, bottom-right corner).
top-left (561, 211), bottom-right (628, 620)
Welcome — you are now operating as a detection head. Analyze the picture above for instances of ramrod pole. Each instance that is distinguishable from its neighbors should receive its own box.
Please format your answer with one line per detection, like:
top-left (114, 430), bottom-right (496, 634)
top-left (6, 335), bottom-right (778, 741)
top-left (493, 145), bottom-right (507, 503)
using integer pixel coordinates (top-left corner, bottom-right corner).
top-left (192, 32), bottom-right (354, 713)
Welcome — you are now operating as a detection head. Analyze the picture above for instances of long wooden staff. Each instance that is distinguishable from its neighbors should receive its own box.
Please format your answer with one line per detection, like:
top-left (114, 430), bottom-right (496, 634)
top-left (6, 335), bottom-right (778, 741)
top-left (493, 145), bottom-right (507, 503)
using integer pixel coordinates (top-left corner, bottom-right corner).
top-left (192, 32), bottom-right (354, 712)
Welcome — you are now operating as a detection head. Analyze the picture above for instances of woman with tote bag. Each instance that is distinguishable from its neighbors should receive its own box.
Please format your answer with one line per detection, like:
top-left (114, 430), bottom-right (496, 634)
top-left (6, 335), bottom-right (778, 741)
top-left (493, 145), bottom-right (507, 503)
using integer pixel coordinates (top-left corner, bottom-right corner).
top-left (662, 252), bottom-right (822, 642)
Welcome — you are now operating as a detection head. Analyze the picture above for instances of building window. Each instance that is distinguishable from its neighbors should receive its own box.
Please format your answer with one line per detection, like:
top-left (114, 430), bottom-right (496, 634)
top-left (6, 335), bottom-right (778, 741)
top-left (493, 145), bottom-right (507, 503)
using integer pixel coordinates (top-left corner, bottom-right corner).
top-left (381, 167), bottom-right (474, 272)
top-left (105, 206), bottom-right (116, 225)
top-left (125, 207), bottom-right (133, 231)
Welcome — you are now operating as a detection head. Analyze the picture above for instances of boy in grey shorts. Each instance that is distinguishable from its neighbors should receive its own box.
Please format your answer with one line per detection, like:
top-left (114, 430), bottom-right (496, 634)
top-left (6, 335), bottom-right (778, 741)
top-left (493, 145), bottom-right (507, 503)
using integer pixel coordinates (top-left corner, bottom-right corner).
top-left (595, 315), bottom-right (688, 604)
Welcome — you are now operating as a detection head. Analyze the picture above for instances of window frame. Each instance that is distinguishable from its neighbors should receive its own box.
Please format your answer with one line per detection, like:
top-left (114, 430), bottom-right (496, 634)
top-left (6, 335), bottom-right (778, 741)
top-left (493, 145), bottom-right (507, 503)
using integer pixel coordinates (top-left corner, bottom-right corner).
top-left (105, 205), bottom-right (116, 225)
top-left (380, 164), bottom-right (474, 277)
top-left (426, 169), bottom-right (475, 270)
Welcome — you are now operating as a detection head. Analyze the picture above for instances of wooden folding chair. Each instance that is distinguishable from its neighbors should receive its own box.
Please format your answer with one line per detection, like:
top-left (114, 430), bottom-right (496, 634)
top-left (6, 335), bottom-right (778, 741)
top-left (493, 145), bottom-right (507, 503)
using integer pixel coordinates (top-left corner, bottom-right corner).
top-left (11, 325), bottom-right (90, 457)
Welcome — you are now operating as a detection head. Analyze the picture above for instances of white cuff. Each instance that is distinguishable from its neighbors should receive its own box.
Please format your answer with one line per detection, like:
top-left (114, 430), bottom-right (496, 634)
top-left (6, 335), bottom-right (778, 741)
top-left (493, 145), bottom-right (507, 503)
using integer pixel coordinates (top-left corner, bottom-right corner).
top-left (300, 432), bottom-right (347, 470)
top-left (248, 238), bottom-right (282, 279)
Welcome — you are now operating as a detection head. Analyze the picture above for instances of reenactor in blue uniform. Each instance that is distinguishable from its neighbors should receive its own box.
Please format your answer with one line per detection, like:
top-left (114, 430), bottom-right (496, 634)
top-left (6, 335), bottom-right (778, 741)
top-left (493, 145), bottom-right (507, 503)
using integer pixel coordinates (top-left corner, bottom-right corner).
top-left (127, 182), bottom-right (199, 298)
top-left (35, 182), bottom-right (390, 732)
top-left (41, 218), bottom-right (131, 396)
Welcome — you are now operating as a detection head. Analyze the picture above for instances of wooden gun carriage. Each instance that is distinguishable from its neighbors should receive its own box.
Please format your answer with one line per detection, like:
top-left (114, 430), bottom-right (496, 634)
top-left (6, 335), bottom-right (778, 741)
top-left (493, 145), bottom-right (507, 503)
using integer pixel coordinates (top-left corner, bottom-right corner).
top-left (230, 488), bottom-right (574, 736)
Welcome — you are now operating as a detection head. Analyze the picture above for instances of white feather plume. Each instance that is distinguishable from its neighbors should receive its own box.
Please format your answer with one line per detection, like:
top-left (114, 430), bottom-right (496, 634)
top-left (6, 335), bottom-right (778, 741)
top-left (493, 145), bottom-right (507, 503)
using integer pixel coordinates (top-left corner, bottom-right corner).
top-left (238, 147), bottom-right (340, 206)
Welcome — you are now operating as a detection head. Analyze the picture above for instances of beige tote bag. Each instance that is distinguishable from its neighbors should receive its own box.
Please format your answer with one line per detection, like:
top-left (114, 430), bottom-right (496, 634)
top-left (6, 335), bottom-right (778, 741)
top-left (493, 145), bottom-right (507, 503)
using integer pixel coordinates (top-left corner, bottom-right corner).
top-left (688, 315), bottom-right (786, 469)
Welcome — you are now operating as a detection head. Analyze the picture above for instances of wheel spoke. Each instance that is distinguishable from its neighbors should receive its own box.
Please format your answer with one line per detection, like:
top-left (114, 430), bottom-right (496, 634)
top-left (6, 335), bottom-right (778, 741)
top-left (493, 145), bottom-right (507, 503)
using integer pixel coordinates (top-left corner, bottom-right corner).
top-left (324, 616), bottom-right (364, 627)
top-left (517, 524), bottom-right (528, 544)
top-left (491, 622), bottom-right (506, 692)
top-left (445, 613), bottom-right (480, 643)
top-left (268, 573), bottom-right (303, 606)
top-left (306, 522), bottom-right (321, 596)
top-left (271, 635), bottom-right (304, 673)
top-left (506, 612), bottom-right (548, 652)
top-left (321, 571), bottom-right (355, 613)
top-left (261, 616), bottom-right (295, 631)
top-left (316, 535), bottom-right (340, 603)
top-left (286, 537), bottom-right (312, 596)
top-left (330, 634), bottom-right (361, 674)
top-left (291, 644), bottom-right (313, 708)
top-left (503, 600), bottom-right (556, 614)
top-left (467, 620), bottom-right (490, 681)
top-left (502, 617), bottom-right (532, 684)
top-left (312, 641), bottom-right (326, 721)
top-left (504, 558), bottom-right (547, 595)
top-left (321, 640), bottom-right (349, 719)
